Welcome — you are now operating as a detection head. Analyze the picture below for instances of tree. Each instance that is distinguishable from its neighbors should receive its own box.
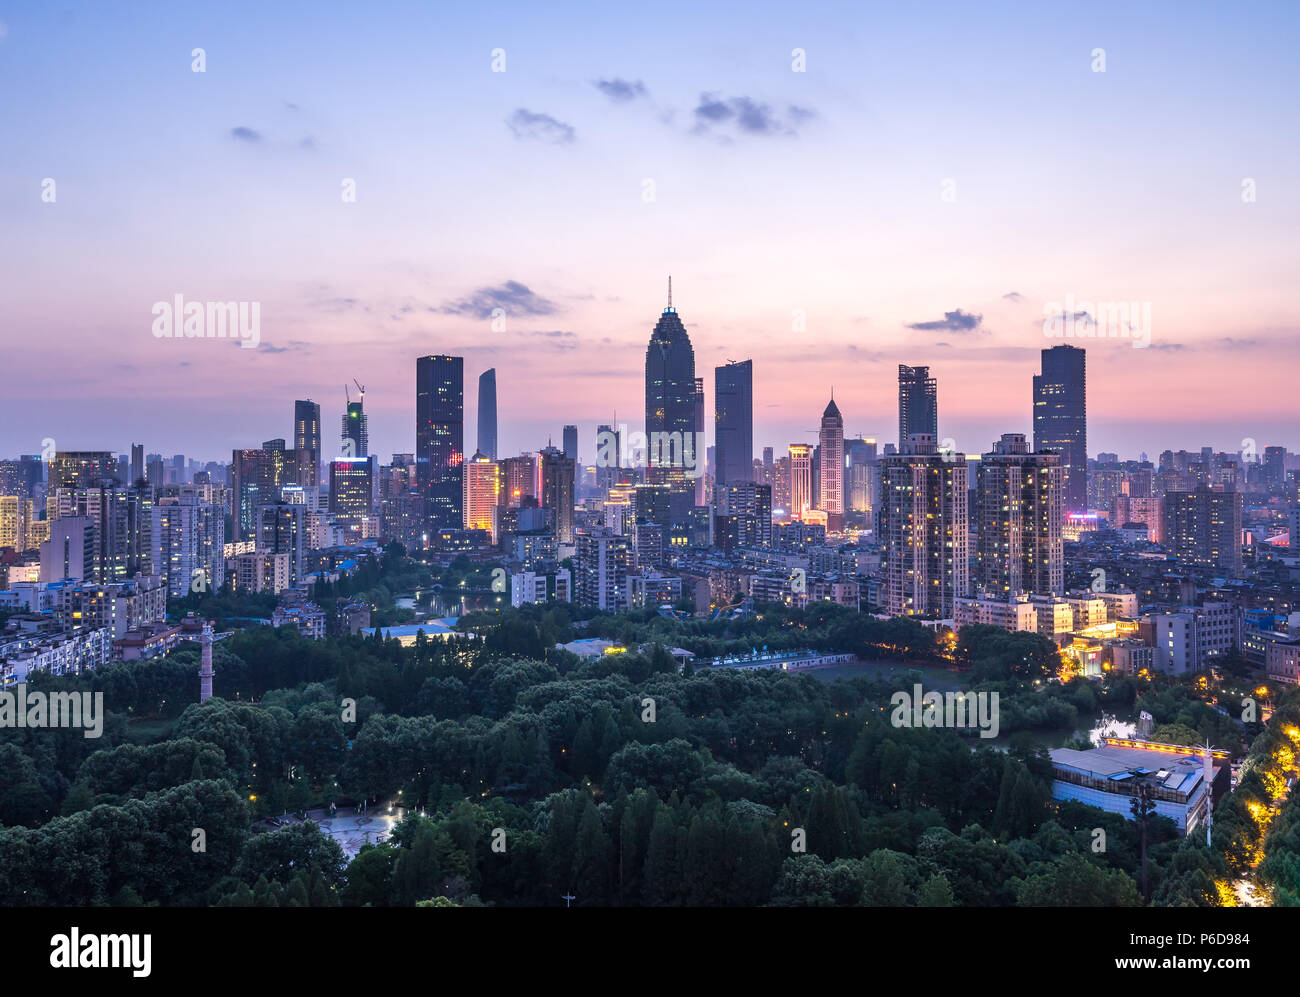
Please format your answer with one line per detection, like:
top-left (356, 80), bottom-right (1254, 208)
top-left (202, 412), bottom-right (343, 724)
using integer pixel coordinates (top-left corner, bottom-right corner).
top-left (1131, 783), bottom-right (1156, 903)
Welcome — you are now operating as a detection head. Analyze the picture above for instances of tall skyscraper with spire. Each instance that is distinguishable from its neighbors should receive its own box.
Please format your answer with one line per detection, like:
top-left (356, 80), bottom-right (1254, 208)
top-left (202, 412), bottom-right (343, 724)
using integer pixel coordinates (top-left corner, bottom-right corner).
top-left (477, 369), bottom-right (497, 461)
top-left (644, 278), bottom-right (697, 529)
top-left (818, 392), bottom-right (844, 518)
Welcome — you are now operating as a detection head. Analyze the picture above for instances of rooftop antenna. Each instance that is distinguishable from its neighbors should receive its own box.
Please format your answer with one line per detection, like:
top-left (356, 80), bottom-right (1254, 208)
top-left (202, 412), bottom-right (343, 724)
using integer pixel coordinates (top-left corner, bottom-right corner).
top-left (667, 275), bottom-right (672, 309)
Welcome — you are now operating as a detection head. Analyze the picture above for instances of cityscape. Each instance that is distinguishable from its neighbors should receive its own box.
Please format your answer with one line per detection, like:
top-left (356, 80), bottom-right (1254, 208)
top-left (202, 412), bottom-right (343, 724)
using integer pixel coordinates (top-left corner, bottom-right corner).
top-left (1, 0), bottom-right (1297, 955)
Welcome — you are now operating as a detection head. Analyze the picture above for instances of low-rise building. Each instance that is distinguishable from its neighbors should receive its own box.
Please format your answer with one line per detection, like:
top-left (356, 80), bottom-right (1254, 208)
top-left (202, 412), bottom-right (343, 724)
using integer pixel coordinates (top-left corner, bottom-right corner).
top-left (1266, 639), bottom-right (1300, 685)
top-left (1049, 740), bottom-right (1228, 837)
top-left (954, 594), bottom-right (1038, 633)
top-left (1, 626), bottom-right (111, 686)
top-left (1148, 602), bottom-right (1234, 675)
top-left (628, 570), bottom-right (682, 609)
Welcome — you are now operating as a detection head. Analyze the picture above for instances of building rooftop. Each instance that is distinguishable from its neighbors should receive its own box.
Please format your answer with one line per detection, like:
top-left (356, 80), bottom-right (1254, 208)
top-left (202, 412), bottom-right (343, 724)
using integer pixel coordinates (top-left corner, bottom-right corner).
top-left (1051, 743), bottom-right (1218, 797)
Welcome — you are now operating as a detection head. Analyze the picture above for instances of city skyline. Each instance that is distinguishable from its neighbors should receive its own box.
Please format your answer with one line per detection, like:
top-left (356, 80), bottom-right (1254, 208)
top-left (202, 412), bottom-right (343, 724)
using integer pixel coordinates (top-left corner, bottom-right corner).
top-left (3, 0), bottom-right (1300, 922)
top-left (2, 2), bottom-right (1298, 460)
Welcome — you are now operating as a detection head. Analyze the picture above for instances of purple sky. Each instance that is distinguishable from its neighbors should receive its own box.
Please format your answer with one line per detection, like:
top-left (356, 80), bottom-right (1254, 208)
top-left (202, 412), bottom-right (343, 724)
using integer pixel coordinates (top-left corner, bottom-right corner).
top-left (2, 0), bottom-right (1297, 464)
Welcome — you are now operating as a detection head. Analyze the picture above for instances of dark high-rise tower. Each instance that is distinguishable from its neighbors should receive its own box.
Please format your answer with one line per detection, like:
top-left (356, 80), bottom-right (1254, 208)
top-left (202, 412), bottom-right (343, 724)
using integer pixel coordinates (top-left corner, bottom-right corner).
top-left (342, 390), bottom-right (368, 458)
top-left (562, 425), bottom-right (578, 462)
top-left (129, 443), bottom-right (144, 485)
top-left (693, 376), bottom-right (706, 507)
top-left (539, 444), bottom-right (576, 543)
top-left (1033, 345), bottom-right (1087, 514)
top-left (644, 279), bottom-right (697, 528)
top-left (898, 366), bottom-right (938, 447)
top-left (294, 399), bottom-right (321, 486)
top-left (417, 355), bottom-right (464, 542)
top-left (714, 359), bottom-right (753, 490)
top-left (477, 369), bottom-right (497, 461)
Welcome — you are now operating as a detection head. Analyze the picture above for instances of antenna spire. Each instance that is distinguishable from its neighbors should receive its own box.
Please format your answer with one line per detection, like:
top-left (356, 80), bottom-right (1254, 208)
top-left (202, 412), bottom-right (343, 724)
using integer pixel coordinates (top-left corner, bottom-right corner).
top-left (667, 275), bottom-right (672, 308)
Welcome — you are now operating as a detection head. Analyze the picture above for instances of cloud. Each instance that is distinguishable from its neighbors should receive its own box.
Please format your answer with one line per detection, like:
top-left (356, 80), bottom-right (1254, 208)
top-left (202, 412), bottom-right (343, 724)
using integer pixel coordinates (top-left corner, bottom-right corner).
top-left (507, 108), bottom-right (576, 144)
top-left (229, 118), bottom-right (315, 151)
top-left (595, 78), bottom-right (647, 102)
top-left (1146, 336), bottom-right (1260, 354)
top-left (1003, 291), bottom-right (1024, 302)
top-left (906, 309), bottom-right (983, 333)
top-left (440, 281), bottom-right (558, 319)
top-left (240, 339), bottom-right (311, 354)
top-left (1040, 310), bottom-right (1093, 329)
top-left (524, 329), bottom-right (578, 350)
top-left (284, 100), bottom-right (300, 111)
top-left (691, 93), bottom-right (815, 138)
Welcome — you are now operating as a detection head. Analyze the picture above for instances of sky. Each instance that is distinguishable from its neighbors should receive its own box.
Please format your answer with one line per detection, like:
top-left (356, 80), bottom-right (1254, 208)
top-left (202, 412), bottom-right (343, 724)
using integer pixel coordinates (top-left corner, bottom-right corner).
top-left (2, 0), bottom-right (1298, 465)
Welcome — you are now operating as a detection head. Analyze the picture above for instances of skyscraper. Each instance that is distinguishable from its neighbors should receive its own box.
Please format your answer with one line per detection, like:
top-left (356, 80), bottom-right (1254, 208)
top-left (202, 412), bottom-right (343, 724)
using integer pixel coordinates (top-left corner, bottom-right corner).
top-left (294, 399), bottom-right (321, 486)
top-left (714, 359), bottom-right (753, 490)
top-left (846, 438), bottom-right (877, 513)
top-left (51, 451), bottom-right (117, 490)
top-left (1033, 345), bottom-right (1087, 514)
top-left (256, 502), bottom-right (306, 589)
top-left (478, 369), bottom-right (498, 461)
top-left (501, 453), bottom-right (536, 509)
top-left (539, 444), bottom-right (576, 544)
top-left (575, 527), bottom-right (629, 610)
top-left (463, 451), bottom-right (502, 542)
top-left (878, 434), bottom-right (970, 617)
top-left (329, 457), bottom-right (374, 521)
top-left (898, 366), bottom-right (938, 447)
top-left (153, 492), bottom-right (225, 598)
top-left (714, 481), bottom-right (772, 551)
top-left (595, 423), bottom-right (622, 494)
top-left (562, 425), bottom-right (579, 464)
top-left (976, 434), bottom-right (1063, 597)
top-left (694, 376), bottom-right (706, 507)
top-left (644, 280), bottom-right (697, 529)
top-left (818, 394), bottom-right (844, 518)
top-left (230, 448), bottom-right (301, 542)
top-left (130, 443), bottom-right (145, 485)
top-left (1163, 486), bottom-right (1243, 577)
top-left (789, 444), bottom-right (813, 519)
top-left (342, 394), bottom-right (368, 458)
top-left (417, 355), bottom-right (464, 541)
